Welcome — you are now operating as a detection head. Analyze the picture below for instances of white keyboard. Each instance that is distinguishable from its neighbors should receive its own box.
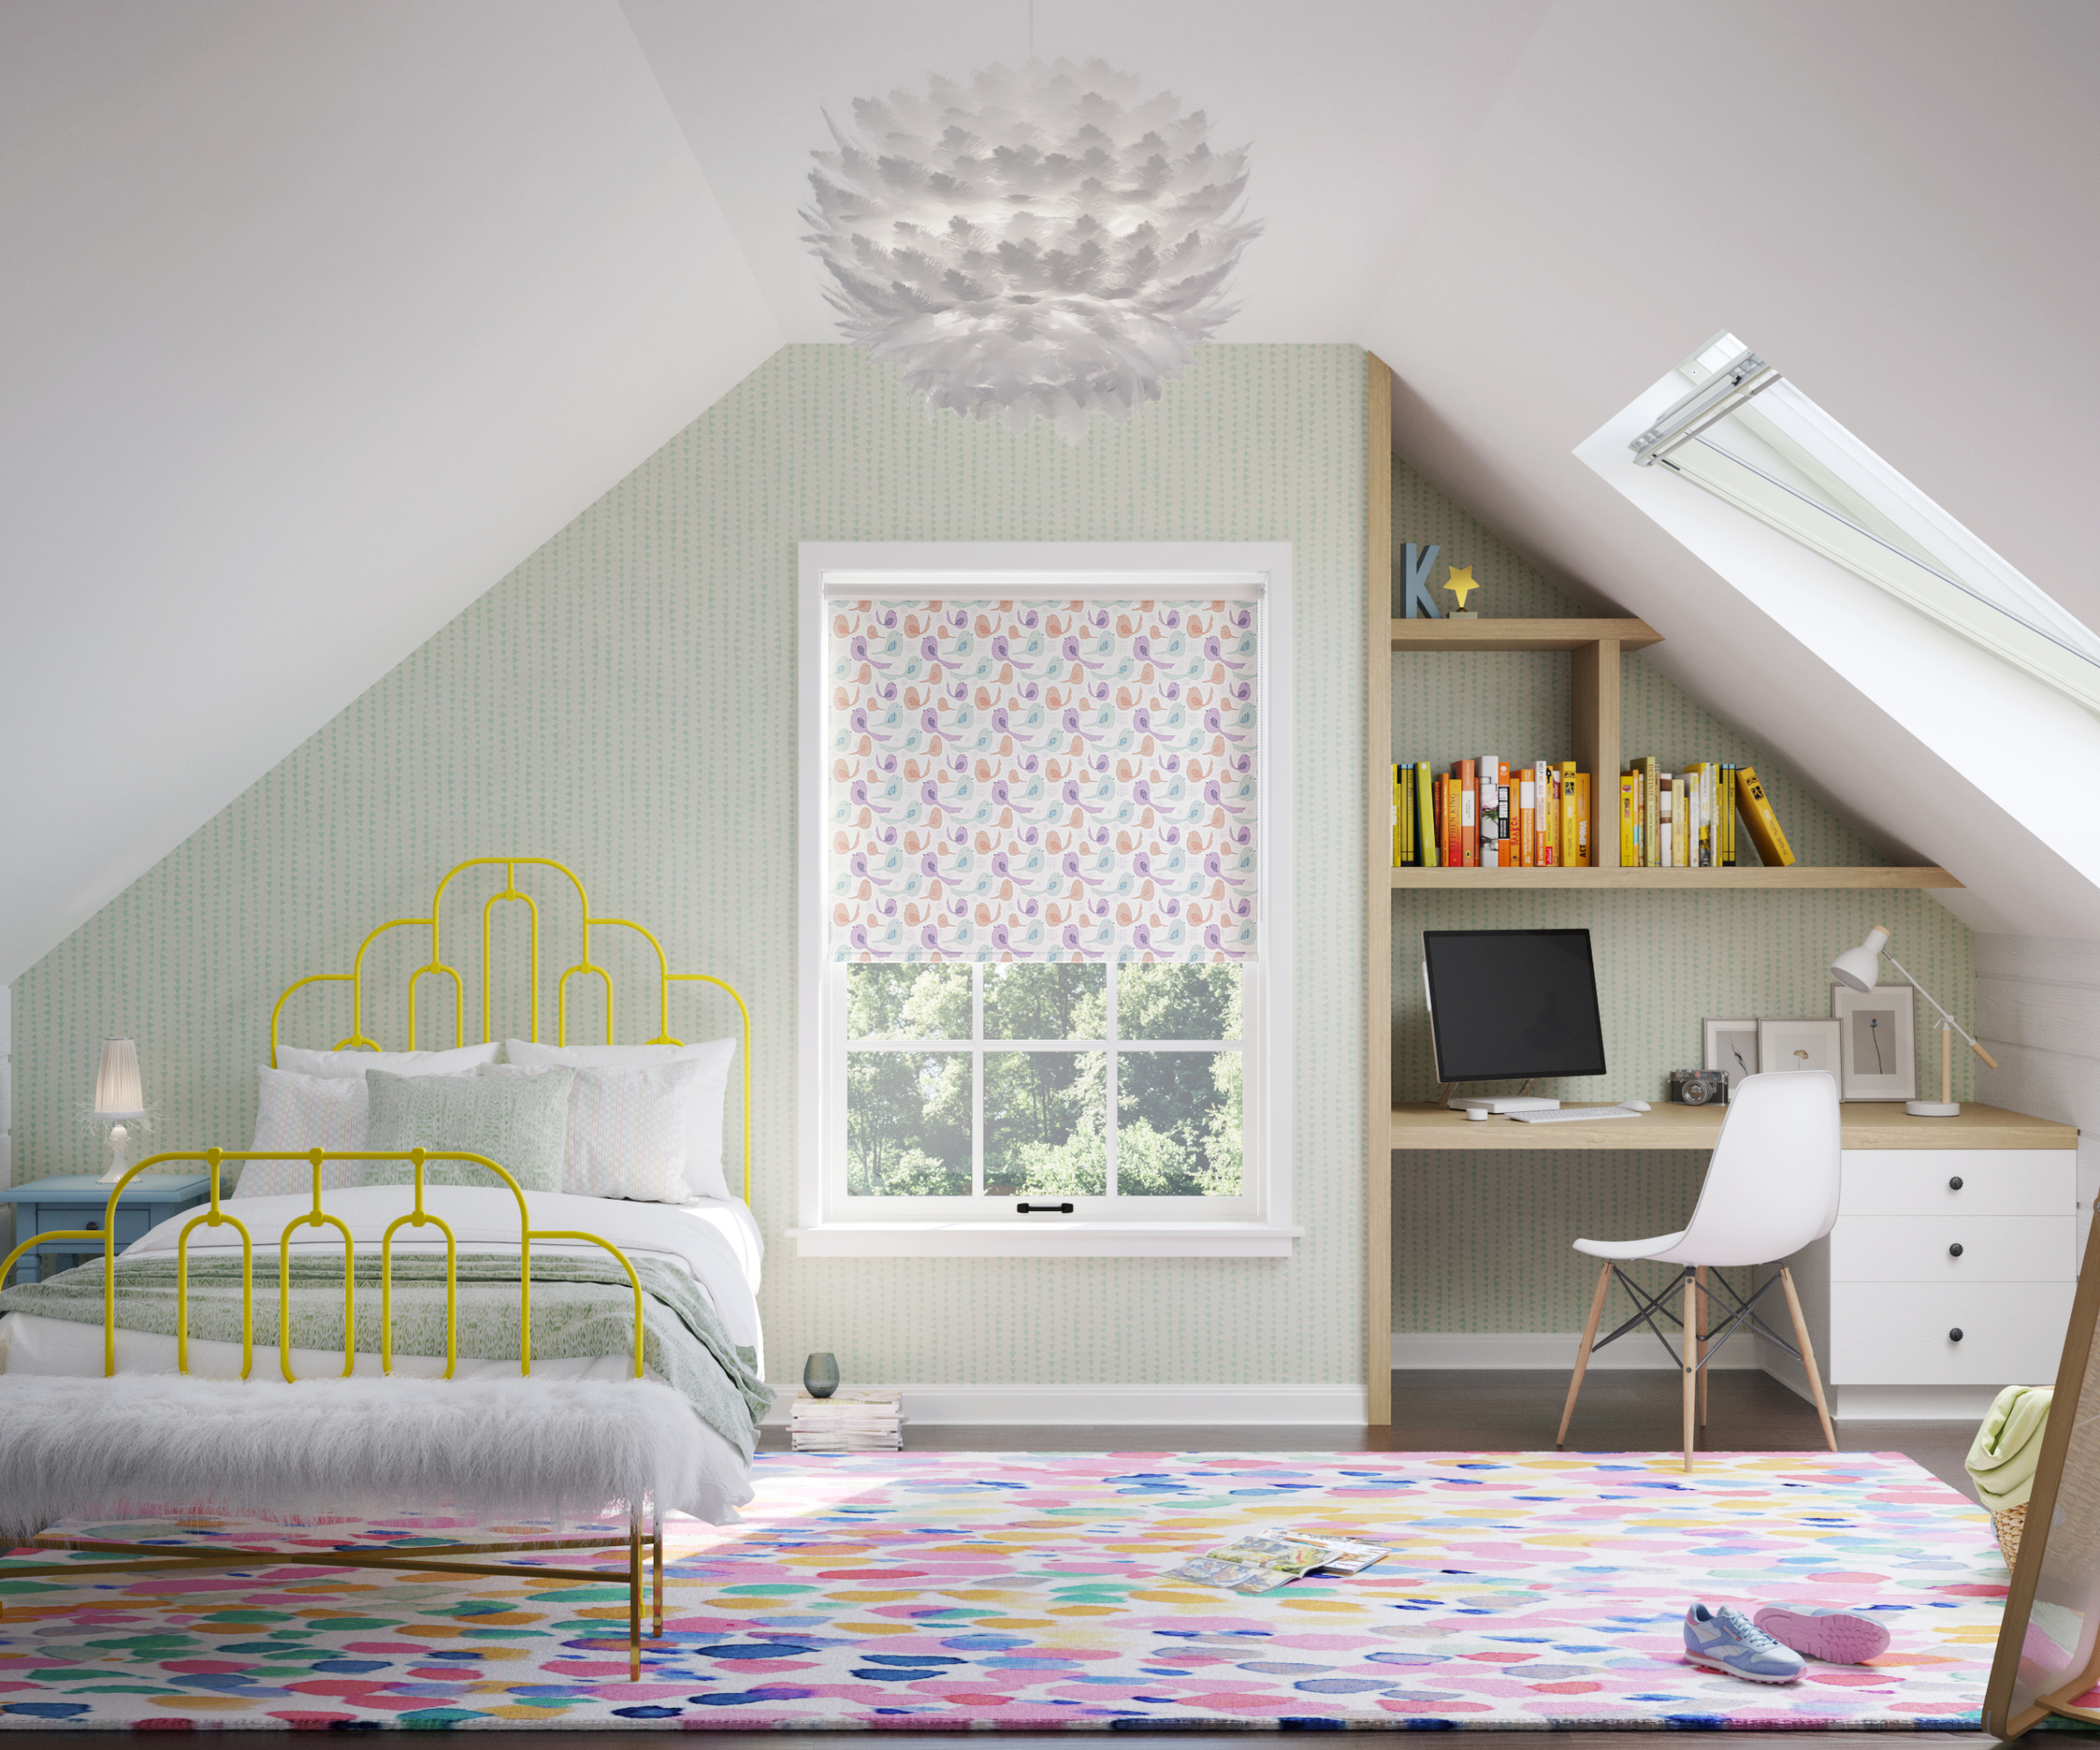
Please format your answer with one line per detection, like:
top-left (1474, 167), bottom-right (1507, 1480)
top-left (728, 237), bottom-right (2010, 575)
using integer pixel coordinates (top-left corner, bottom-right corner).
top-left (1507, 1103), bottom-right (1648, 1124)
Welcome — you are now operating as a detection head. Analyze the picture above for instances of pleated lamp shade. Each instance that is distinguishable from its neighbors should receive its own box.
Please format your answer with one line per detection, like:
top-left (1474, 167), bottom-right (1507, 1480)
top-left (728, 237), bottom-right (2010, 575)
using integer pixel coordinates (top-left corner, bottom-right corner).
top-left (91, 1037), bottom-right (146, 1120)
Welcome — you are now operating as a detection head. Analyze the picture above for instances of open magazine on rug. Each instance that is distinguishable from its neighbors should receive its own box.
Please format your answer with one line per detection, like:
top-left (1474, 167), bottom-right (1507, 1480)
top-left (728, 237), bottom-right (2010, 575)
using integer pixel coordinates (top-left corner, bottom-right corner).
top-left (1170, 1531), bottom-right (1388, 1595)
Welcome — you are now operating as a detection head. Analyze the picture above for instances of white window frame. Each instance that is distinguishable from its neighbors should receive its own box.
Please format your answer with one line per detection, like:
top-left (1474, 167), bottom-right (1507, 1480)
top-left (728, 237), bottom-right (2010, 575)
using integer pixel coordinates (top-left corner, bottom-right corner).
top-left (794, 542), bottom-right (1297, 1258)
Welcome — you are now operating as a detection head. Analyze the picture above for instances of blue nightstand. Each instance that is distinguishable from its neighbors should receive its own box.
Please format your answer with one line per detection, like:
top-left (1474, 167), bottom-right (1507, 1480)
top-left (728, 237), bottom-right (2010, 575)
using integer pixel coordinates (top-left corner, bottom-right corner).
top-left (0, 1174), bottom-right (213, 1285)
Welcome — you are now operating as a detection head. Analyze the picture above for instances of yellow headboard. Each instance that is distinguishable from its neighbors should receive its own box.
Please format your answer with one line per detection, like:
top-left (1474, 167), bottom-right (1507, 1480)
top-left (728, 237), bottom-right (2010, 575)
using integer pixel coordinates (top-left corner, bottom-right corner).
top-left (266, 857), bottom-right (751, 1202)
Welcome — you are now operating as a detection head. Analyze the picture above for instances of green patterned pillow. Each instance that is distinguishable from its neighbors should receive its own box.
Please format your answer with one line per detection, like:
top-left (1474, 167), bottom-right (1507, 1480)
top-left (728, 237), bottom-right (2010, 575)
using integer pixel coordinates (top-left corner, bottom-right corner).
top-left (361, 1067), bottom-right (574, 1192)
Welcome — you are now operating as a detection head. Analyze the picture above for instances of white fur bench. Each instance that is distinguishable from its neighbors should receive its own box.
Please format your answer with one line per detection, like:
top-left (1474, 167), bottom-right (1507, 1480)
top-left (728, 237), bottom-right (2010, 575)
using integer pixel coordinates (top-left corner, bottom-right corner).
top-left (0, 1373), bottom-right (704, 1676)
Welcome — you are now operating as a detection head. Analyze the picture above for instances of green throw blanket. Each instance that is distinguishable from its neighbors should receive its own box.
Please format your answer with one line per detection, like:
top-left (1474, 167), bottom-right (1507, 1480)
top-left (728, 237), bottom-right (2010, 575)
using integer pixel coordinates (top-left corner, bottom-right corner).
top-left (1966, 1382), bottom-right (2053, 1512)
top-left (0, 1252), bottom-right (770, 1460)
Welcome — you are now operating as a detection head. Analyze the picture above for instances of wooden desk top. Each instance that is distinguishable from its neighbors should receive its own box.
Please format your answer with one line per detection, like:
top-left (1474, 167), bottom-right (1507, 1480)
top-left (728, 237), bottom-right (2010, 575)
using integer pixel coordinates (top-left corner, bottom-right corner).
top-left (1390, 1101), bottom-right (2077, 1152)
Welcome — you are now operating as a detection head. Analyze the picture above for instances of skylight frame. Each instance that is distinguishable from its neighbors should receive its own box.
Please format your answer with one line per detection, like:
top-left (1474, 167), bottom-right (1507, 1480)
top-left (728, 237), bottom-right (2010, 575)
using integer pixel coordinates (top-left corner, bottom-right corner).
top-left (1637, 332), bottom-right (2100, 716)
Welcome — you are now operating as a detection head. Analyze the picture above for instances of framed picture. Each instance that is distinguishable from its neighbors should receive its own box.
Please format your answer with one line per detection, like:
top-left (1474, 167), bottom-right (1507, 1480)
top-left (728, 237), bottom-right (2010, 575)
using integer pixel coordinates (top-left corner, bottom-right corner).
top-left (1703, 1018), bottom-right (1760, 1097)
top-left (1830, 982), bottom-right (1917, 1101)
top-left (1757, 1018), bottom-right (1841, 1082)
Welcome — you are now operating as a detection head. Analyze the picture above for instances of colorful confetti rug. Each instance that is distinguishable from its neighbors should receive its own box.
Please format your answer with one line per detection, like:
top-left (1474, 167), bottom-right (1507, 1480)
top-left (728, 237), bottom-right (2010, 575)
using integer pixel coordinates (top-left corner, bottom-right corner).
top-left (0, 1451), bottom-right (2002, 1731)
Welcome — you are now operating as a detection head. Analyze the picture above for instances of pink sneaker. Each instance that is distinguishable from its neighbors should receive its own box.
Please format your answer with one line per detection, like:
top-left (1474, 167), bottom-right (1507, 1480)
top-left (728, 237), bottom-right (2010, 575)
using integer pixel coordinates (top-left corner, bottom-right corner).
top-left (1751, 1606), bottom-right (1891, 1664)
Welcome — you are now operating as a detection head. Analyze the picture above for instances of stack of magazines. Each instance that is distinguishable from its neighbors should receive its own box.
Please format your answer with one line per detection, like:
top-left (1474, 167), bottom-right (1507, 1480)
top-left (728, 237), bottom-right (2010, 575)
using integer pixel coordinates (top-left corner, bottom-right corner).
top-left (790, 1389), bottom-right (903, 1452)
top-left (1170, 1530), bottom-right (1387, 1594)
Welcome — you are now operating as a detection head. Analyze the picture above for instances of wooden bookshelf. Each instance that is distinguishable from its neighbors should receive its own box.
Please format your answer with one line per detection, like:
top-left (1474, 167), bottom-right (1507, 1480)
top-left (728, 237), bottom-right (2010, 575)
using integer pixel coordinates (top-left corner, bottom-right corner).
top-left (1364, 394), bottom-right (1964, 1421)
top-left (1390, 864), bottom-right (1961, 889)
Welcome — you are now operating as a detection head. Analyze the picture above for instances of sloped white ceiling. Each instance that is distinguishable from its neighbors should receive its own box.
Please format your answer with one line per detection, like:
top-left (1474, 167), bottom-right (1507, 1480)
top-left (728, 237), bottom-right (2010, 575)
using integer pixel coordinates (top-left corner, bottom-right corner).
top-left (0, 1), bottom-right (781, 984)
top-left (1354, 0), bottom-right (2100, 936)
top-left (5, 0), bottom-right (2094, 981)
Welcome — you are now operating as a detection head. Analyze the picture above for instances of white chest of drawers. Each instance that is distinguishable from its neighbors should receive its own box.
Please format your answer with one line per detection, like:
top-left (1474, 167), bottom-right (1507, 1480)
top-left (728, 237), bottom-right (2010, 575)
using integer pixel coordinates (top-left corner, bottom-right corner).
top-left (1765, 1130), bottom-right (2080, 1420)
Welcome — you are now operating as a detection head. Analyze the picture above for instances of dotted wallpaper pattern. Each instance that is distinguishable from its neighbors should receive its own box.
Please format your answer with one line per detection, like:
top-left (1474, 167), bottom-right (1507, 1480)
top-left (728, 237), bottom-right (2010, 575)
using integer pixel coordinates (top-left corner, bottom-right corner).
top-left (1385, 457), bottom-right (1972, 1334)
top-left (8, 345), bottom-right (1368, 1389)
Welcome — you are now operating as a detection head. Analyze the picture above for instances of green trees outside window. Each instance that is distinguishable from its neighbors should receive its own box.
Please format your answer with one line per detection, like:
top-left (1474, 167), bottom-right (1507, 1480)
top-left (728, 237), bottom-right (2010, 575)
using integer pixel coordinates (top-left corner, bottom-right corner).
top-left (844, 962), bottom-right (1242, 1200)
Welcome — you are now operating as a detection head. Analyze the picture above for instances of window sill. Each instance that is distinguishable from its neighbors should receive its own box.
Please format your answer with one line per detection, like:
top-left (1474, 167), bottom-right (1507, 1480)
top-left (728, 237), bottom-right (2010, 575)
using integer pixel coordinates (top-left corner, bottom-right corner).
top-left (787, 1222), bottom-right (1303, 1258)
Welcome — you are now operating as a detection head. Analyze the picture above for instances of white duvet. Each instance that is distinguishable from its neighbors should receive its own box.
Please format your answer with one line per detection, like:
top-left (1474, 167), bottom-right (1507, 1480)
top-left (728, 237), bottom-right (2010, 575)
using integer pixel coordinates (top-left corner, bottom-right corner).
top-left (0, 1187), bottom-right (768, 1519)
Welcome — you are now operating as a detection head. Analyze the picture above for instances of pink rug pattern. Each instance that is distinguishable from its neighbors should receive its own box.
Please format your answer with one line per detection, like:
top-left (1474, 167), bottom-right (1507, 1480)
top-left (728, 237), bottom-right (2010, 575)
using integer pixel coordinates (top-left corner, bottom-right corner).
top-left (0, 1450), bottom-right (2004, 1730)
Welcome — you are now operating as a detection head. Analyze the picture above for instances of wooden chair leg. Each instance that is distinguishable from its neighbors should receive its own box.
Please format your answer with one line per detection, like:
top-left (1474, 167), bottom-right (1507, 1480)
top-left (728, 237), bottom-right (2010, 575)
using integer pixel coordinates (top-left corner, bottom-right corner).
top-left (1695, 1266), bottom-right (1711, 1429)
top-left (1779, 1266), bottom-right (1838, 1452)
top-left (1558, 1263), bottom-right (1613, 1450)
top-left (1681, 1271), bottom-right (1698, 1473)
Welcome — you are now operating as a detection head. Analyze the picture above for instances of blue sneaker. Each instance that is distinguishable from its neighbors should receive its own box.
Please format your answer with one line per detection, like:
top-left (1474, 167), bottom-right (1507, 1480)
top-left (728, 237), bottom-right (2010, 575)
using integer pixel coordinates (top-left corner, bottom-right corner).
top-left (1683, 1602), bottom-right (1805, 1684)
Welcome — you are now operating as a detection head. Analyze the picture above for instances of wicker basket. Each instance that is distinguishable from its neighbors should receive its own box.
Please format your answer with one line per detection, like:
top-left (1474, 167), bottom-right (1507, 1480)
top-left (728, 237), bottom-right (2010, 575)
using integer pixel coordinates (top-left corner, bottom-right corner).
top-left (1994, 1502), bottom-right (2027, 1570)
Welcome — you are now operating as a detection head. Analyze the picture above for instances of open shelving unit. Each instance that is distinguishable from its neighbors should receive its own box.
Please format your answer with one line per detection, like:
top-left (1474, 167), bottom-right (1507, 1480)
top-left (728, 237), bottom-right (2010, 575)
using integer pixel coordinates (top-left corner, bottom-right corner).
top-left (1386, 616), bottom-right (1956, 887)
top-left (1360, 355), bottom-right (1960, 1424)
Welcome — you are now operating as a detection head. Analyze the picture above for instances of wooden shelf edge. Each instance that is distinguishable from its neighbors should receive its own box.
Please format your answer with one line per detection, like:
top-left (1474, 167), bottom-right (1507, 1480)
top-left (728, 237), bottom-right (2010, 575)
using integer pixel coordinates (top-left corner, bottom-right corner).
top-left (1388, 865), bottom-right (1962, 890)
top-left (1390, 616), bottom-right (1662, 654)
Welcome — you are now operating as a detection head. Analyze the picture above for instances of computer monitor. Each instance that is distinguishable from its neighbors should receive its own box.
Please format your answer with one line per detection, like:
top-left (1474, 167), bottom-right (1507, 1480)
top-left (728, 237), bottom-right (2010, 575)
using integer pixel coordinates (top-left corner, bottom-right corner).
top-left (1422, 928), bottom-right (1607, 1084)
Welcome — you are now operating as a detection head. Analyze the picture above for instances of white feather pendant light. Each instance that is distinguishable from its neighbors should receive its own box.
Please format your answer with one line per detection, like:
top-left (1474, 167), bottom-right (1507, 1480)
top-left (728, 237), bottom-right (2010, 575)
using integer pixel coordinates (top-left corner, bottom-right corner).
top-left (803, 59), bottom-right (1262, 441)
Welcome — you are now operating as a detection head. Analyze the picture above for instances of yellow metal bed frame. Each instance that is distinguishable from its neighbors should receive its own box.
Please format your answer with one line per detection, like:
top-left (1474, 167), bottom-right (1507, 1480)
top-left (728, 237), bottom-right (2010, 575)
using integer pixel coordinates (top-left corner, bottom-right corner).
top-left (0, 858), bottom-right (757, 1680)
top-left (270, 856), bottom-right (751, 1203)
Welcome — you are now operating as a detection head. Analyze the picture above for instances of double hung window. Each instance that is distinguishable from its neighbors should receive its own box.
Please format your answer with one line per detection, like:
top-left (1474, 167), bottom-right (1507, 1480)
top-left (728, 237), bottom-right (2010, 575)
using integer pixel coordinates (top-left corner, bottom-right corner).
top-left (795, 543), bottom-right (1294, 1258)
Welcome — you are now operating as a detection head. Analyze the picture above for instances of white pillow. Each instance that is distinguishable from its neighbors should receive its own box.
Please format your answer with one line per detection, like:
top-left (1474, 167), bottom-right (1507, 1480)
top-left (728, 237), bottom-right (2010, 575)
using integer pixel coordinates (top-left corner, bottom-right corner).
top-left (276, 1042), bottom-right (500, 1079)
top-left (480, 1060), bottom-right (698, 1202)
top-left (504, 1039), bottom-right (736, 1200)
top-left (236, 1067), bottom-right (369, 1199)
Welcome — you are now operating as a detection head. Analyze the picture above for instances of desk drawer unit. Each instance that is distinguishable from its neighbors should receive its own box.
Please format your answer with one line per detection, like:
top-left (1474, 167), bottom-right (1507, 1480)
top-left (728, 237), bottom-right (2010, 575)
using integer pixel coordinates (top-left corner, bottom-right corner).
top-left (1774, 1149), bottom-right (2078, 1415)
top-left (1827, 1282), bottom-right (2078, 1384)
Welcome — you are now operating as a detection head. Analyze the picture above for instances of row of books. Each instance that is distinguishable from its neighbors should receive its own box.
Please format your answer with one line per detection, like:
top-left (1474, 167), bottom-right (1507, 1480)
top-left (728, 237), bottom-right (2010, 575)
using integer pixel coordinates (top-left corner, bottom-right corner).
top-left (1391, 756), bottom-right (1798, 870)
top-left (1391, 758), bottom-right (1592, 868)
top-left (1618, 760), bottom-right (1795, 868)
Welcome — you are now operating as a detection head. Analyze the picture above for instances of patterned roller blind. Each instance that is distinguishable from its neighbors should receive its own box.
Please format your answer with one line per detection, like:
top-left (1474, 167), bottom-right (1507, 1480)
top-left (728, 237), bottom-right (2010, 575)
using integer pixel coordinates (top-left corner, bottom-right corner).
top-left (826, 598), bottom-right (1258, 962)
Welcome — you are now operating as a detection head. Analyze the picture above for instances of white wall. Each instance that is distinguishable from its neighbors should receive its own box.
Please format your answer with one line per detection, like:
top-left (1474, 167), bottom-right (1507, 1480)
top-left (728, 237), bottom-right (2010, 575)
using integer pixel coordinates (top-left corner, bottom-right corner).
top-left (1975, 936), bottom-right (2100, 1256)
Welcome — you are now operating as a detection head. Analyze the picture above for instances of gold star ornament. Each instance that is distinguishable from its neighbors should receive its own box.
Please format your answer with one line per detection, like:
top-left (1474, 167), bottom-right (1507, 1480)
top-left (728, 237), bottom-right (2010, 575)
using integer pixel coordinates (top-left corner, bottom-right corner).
top-left (1444, 565), bottom-right (1480, 609)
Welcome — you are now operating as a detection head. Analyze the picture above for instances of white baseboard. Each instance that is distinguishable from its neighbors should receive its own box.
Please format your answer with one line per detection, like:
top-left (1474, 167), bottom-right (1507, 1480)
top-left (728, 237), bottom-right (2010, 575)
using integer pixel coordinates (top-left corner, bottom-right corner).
top-left (762, 1382), bottom-right (1368, 1427)
top-left (1390, 1333), bottom-right (1763, 1371)
top-left (1829, 1384), bottom-right (2005, 1422)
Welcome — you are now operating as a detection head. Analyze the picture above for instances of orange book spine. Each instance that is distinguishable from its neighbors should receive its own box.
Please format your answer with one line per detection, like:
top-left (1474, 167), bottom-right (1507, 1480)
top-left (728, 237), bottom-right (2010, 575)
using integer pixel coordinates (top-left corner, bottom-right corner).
top-left (1442, 774), bottom-right (1460, 867)
top-left (1517, 767), bottom-right (1536, 868)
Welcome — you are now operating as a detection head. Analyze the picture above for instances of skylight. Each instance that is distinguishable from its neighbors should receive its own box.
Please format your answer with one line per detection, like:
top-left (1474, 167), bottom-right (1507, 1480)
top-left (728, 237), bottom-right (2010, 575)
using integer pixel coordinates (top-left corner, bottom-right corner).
top-left (1632, 332), bottom-right (2100, 714)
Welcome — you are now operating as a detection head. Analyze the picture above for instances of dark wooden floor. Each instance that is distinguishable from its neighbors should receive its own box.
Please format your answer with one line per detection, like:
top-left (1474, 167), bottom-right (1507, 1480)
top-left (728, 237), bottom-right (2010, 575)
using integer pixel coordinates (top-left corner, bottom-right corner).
top-left (758, 1369), bottom-right (1982, 1499)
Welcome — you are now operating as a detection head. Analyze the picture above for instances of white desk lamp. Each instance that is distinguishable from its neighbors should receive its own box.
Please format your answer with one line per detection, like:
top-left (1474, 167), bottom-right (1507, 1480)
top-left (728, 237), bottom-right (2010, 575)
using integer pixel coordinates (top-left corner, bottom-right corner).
top-left (1830, 925), bottom-right (1997, 1117)
top-left (92, 1037), bottom-right (148, 1184)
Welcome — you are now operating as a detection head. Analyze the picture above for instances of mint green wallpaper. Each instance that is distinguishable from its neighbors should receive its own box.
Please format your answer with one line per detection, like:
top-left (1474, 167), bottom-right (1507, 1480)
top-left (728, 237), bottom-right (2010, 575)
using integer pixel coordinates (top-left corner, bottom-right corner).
top-left (8, 344), bottom-right (1369, 1387)
top-left (1386, 456), bottom-right (1972, 1334)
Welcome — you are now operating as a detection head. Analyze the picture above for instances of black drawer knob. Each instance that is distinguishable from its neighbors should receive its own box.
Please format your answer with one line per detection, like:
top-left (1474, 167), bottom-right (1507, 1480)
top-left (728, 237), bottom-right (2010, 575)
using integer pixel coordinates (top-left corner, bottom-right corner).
top-left (1950, 1327), bottom-right (1964, 1342)
top-left (1949, 1176), bottom-right (1964, 1190)
top-left (1949, 1242), bottom-right (1964, 1257)
top-left (84, 1219), bottom-right (101, 1231)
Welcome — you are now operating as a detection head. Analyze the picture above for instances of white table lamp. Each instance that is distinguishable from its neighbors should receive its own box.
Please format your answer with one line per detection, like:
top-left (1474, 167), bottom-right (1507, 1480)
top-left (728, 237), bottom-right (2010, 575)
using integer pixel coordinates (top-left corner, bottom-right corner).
top-left (1830, 924), bottom-right (1997, 1116)
top-left (92, 1037), bottom-right (148, 1183)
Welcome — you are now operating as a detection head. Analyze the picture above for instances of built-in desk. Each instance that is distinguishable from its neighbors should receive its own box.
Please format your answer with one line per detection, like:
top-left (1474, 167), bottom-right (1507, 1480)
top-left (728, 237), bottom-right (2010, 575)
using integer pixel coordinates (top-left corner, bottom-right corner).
top-left (1390, 1100), bottom-right (2081, 1419)
top-left (1390, 1101), bottom-right (2073, 1151)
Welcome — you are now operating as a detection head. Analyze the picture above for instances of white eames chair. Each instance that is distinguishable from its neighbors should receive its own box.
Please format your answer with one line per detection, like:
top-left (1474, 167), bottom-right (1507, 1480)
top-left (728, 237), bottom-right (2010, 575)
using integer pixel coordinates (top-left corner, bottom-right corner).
top-left (1555, 1070), bottom-right (1842, 1471)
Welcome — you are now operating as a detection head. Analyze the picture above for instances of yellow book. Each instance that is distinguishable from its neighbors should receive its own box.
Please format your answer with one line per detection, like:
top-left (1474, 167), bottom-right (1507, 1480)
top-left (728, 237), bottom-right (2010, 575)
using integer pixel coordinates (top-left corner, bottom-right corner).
top-left (1415, 760), bottom-right (1435, 872)
top-left (1391, 764), bottom-right (1407, 867)
top-left (1619, 773), bottom-right (1637, 865)
top-left (1573, 772), bottom-right (1592, 865)
top-left (1735, 766), bottom-right (1797, 867)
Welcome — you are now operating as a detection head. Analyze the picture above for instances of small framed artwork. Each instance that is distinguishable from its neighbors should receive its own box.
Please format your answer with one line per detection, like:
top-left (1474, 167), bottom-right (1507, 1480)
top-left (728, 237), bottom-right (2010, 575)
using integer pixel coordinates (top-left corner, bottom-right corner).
top-left (1830, 982), bottom-right (1917, 1101)
top-left (1703, 1018), bottom-right (1760, 1097)
top-left (1757, 1018), bottom-right (1842, 1081)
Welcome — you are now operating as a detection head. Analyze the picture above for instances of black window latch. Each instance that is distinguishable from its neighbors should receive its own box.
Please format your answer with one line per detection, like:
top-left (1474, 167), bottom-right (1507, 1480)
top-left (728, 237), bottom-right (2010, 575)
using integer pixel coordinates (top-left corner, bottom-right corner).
top-left (1017, 1201), bottom-right (1074, 1214)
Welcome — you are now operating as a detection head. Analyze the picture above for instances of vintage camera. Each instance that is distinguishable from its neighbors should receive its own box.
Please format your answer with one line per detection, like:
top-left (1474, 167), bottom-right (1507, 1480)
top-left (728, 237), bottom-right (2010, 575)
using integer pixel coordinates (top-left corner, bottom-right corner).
top-left (1670, 1068), bottom-right (1730, 1106)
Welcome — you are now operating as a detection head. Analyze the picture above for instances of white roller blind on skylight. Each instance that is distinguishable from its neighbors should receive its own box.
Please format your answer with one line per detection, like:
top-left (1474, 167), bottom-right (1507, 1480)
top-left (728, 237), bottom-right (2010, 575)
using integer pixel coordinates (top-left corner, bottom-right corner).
top-left (1645, 333), bottom-right (2100, 715)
